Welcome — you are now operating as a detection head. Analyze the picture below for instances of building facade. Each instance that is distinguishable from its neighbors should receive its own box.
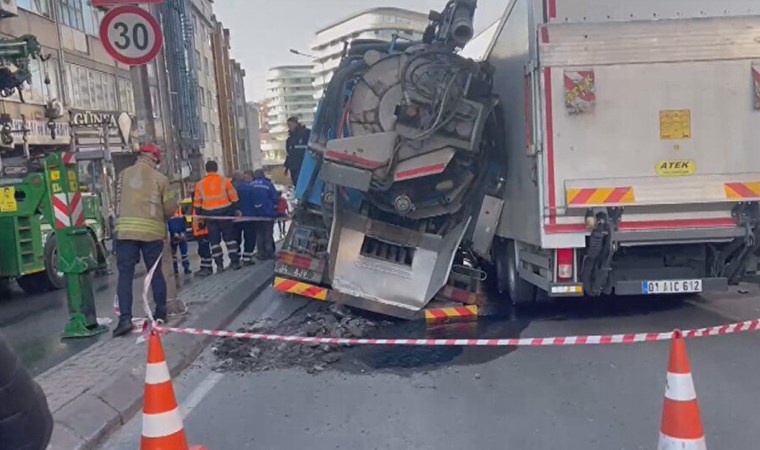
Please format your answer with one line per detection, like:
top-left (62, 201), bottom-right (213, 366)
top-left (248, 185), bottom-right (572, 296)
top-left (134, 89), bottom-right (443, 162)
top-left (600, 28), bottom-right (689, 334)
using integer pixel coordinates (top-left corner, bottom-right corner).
top-left (190, 0), bottom-right (223, 171)
top-left (263, 65), bottom-right (315, 165)
top-left (210, 21), bottom-right (238, 175)
top-left (160, 0), bottom-right (204, 187)
top-left (310, 8), bottom-right (429, 99)
top-left (230, 60), bottom-right (252, 171)
top-left (245, 102), bottom-right (262, 170)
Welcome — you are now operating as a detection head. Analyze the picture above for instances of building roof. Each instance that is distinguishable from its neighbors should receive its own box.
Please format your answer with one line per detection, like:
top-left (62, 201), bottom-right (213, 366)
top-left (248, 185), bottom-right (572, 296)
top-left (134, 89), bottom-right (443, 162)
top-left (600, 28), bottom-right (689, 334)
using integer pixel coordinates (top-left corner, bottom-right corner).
top-left (267, 65), bottom-right (313, 71)
top-left (315, 7), bottom-right (429, 34)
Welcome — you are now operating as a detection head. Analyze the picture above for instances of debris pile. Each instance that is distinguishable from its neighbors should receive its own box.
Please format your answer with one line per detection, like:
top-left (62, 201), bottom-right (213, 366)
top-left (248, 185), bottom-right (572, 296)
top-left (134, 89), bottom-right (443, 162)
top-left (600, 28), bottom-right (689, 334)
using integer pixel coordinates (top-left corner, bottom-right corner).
top-left (213, 304), bottom-right (393, 374)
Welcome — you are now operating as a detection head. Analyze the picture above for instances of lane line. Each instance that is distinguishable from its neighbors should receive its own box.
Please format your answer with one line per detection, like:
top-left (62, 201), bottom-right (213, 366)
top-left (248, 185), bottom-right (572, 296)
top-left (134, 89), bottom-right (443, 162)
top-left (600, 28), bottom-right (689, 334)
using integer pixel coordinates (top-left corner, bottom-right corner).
top-left (180, 371), bottom-right (225, 419)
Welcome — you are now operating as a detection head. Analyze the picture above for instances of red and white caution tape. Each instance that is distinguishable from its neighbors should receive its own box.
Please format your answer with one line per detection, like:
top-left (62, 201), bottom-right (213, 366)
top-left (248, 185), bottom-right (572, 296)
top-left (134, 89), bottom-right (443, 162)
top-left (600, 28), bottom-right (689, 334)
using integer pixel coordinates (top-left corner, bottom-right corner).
top-left (154, 318), bottom-right (760, 347)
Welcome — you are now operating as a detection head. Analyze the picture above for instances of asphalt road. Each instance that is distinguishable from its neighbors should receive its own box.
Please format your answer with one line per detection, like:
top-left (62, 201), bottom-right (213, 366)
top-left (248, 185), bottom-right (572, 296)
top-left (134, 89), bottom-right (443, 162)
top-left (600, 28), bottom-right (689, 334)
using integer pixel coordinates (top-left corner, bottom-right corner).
top-left (102, 283), bottom-right (760, 450)
top-left (0, 251), bottom-right (198, 377)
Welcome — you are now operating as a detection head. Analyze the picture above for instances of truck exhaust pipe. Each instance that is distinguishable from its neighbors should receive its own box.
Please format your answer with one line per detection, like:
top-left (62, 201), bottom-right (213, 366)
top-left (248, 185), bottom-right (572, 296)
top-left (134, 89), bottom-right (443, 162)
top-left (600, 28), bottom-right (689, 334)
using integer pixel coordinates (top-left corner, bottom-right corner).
top-left (450, 2), bottom-right (475, 47)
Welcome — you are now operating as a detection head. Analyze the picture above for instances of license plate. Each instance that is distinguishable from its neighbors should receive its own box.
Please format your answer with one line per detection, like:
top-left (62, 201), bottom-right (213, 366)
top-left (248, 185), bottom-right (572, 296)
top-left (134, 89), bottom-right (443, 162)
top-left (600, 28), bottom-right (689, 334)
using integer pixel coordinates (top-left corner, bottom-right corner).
top-left (642, 279), bottom-right (702, 295)
top-left (274, 262), bottom-right (322, 283)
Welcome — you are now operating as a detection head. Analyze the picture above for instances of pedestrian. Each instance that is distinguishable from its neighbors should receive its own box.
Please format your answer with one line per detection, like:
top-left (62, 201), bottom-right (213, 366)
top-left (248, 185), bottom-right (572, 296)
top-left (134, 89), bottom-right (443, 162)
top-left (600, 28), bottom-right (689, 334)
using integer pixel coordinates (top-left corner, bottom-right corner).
top-left (168, 206), bottom-right (192, 275)
top-left (192, 203), bottom-right (213, 277)
top-left (0, 331), bottom-right (53, 450)
top-left (284, 117), bottom-right (310, 187)
top-left (113, 144), bottom-right (178, 337)
top-left (193, 161), bottom-right (242, 273)
top-left (235, 170), bottom-right (258, 266)
top-left (276, 192), bottom-right (289, 237)
top-left (252, 169), bottom-right (279, 260)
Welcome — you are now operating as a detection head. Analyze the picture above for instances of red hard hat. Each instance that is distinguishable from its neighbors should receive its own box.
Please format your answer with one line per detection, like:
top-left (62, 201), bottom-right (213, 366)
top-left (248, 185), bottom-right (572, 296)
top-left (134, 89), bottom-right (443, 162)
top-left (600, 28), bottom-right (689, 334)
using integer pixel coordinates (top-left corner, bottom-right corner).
top-left (140, 144), bottom-right (161, 160)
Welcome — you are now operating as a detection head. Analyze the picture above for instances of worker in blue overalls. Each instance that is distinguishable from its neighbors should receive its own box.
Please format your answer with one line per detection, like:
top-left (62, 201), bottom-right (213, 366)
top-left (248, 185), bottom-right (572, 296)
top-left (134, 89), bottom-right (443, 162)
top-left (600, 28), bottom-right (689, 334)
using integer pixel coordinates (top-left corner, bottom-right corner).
top-left (168, 205), bottom-right (192, 275)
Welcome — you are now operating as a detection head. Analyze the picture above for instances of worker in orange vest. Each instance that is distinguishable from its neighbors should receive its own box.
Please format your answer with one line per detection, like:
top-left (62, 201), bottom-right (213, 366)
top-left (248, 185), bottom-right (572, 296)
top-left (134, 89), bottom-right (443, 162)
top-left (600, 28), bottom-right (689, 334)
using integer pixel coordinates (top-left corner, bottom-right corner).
top-left (193, 161), bottom-right (241, 273)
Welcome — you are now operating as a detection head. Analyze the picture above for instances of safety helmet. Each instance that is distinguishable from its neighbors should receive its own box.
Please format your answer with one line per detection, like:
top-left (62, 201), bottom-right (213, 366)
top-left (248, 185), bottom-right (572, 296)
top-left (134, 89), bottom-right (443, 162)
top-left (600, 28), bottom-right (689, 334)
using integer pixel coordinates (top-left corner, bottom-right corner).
top-left (140, 143), bottom-right (162, 161)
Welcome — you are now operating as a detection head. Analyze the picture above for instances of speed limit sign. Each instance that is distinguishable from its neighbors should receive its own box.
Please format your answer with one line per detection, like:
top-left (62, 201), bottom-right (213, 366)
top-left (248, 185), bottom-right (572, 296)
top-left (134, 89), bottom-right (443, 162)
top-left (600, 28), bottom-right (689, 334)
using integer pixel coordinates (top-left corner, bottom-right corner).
top-left (100, 6), bottom-right (163, 66)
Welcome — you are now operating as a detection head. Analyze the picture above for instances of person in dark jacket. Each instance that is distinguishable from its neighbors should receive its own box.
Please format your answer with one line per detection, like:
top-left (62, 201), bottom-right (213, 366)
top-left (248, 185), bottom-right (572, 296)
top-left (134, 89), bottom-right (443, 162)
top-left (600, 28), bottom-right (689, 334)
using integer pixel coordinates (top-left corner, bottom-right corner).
top-left (284, 117), bottom-right (310, 187)
top-left (0, 332), bottom-right (53, 450)
top-left (234, 170), bottom-right (258, 265)
top-left (252, 169), bottom-right (279, 260)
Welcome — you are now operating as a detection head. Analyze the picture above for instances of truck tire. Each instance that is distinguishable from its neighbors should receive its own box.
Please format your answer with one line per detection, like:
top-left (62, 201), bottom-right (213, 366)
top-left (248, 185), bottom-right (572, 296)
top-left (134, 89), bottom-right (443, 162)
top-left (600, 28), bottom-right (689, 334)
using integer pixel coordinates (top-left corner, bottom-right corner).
top-left (41, 234), bottom-right (66, 291)
top-left (506, 240), bottom-right (536, 305)
top-left (494, 239), bottom-right (536, 305)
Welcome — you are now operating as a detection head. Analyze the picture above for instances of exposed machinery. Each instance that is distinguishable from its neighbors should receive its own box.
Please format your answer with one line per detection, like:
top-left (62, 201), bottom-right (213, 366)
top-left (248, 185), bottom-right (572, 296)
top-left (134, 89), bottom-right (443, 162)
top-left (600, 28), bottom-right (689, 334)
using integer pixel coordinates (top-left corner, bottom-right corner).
top-left (277, 0), bottom-right (760, 319)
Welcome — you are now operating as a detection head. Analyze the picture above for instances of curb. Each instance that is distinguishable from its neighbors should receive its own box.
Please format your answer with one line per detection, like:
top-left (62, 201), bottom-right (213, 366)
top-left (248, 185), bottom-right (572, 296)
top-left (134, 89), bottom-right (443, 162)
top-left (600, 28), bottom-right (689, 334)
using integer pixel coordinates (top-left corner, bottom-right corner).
top-left (47, 263), bottom-right (274, 450)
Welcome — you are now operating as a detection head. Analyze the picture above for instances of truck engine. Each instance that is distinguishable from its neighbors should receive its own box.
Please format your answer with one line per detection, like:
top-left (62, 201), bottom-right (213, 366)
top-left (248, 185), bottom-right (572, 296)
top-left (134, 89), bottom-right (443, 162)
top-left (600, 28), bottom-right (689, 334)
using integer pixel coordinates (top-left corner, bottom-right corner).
top-left (290, 0), bottom-right (500, 314)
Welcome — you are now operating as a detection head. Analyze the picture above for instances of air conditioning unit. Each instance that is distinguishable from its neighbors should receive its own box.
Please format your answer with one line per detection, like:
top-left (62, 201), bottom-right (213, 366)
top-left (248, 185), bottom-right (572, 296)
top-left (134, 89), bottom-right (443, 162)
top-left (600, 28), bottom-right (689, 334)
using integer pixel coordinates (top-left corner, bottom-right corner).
top-left (0, 0), bottom-right (18, 19)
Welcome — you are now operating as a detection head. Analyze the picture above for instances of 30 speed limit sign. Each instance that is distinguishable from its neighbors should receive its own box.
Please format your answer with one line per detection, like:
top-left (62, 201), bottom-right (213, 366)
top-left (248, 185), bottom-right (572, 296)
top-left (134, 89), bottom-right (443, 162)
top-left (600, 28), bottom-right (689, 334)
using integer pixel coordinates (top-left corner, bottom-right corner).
top-left (100, 6), bottom-right (163, 66)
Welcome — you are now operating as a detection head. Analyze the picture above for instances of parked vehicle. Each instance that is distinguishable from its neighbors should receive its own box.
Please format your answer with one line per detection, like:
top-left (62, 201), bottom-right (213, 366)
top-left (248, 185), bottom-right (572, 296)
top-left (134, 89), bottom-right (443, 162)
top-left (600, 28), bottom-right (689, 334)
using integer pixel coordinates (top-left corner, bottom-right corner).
top-left (275, 0), bottom-right (760, 318)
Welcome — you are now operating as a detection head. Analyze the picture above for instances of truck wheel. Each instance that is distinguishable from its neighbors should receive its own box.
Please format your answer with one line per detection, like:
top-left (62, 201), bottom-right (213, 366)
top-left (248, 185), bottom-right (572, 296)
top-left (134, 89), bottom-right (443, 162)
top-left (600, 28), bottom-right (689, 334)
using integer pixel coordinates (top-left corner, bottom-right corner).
top-left (506, 240), bottom-right (536, 306)
top-left (42, 234), bottom-right (66, 291)
top-left (494, 239), bottom-right (536, 305)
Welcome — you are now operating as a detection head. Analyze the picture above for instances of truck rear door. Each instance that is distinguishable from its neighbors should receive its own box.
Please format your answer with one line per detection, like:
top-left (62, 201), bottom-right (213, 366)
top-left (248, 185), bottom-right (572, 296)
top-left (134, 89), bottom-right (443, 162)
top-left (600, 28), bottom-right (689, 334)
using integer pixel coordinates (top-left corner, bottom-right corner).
top-left (539, 0), bottom-right (760, 237)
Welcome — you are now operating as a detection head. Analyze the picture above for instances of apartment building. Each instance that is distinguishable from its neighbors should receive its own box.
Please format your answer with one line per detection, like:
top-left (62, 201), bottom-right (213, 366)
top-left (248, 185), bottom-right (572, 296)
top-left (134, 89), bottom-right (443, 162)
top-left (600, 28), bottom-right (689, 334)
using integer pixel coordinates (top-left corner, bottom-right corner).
top-left (190, 0), bottom-right (223, 170)
top-left (263, 65), bottom-right (316, 165)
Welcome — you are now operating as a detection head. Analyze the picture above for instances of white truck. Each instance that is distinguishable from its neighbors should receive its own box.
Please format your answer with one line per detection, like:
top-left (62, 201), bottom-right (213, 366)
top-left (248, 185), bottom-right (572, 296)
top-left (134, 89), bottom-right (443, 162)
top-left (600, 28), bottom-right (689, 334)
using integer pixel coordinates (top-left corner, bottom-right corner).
top-left (274, 0), bottom-right (760, 318)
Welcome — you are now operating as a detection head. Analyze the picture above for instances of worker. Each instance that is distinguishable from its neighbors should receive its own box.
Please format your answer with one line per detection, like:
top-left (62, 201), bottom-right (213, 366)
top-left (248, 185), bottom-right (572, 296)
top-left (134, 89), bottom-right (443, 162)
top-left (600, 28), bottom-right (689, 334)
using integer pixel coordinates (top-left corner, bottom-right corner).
top-left (168, 206), bottom-right (192, 275)
top-left (234, 170), bottom-right (258, 266)
top-left (193, 161), bottom-right (241, 272)
top-left (113, 144), bottom-right (178, 337)
top-left (0, 331), bottom-right (53, 450)
top-left (284, 117), bottom-right (310, 187)
top-left (252, 169), bottom-right (278, 260)
top-left (192, 201), bottom-right (213, 277)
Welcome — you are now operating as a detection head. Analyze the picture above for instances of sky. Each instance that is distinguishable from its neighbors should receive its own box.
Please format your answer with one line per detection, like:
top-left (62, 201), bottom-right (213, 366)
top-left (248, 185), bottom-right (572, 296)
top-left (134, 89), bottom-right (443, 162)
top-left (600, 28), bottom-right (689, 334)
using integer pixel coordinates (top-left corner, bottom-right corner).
top-left (214, 0), bottom-right (507, 101)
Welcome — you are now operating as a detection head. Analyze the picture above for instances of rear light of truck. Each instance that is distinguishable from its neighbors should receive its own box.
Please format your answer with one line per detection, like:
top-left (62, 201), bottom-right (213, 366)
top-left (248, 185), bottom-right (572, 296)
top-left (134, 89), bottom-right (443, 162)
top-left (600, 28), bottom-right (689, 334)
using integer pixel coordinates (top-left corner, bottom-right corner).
top-left (557, 248), bottom-right (574, 281)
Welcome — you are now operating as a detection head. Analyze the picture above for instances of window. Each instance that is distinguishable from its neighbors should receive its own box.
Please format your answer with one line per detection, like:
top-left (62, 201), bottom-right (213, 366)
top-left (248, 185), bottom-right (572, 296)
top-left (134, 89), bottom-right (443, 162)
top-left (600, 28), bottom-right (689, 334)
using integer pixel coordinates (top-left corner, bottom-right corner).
top-left (198, 87), bottom-right (205, 106)
top-left (207, 90), bottom-right (213, 109)
top-left (18, 0), bottom-right (51, 16)
top-left (10, 58), bottom-right (58, 105)
top-left (194, 50), bottom-right (201, 71)
top-left (192, 14), bottom-right (198, 32)
top-left (59, 0), bottom-right (85, 31)
top-left (210, 125), bottom-right (216, 143)
top-left (65, 63), bottom-right (119, 110)
top-left (118, 78), bottom-right (135, 114)
top-left (204, 57), bottom-right (209, 75)
top-left (149, 86), bottom-right (160, 119)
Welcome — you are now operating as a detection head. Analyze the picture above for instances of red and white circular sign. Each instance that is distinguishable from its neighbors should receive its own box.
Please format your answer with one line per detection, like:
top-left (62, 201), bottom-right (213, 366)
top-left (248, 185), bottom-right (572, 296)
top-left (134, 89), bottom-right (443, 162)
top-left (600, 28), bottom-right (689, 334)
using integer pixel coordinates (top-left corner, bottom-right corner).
top-left (100, 6), bottom-right (163, 66)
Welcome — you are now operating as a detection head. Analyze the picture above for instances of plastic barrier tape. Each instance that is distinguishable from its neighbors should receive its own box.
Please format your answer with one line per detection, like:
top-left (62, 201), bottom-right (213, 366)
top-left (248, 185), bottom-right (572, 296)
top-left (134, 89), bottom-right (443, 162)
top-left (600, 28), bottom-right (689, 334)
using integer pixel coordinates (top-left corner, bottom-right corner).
top-left (153, 319), bottom-right (760, 347)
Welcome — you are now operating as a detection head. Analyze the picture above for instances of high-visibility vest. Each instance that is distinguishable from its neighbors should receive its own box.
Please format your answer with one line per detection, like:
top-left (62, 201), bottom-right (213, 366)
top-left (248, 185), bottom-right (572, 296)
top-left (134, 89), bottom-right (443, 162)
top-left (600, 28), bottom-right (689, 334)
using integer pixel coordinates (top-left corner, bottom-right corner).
top-left (191, 207), bottom-right (208, 237)
top-left (193, 173), bottom-right (239, 212)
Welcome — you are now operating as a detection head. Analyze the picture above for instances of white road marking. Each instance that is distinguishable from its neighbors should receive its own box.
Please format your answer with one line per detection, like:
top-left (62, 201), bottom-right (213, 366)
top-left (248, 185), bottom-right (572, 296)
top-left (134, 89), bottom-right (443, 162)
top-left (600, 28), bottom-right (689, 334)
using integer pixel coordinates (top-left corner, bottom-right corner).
top-left (180, 371), bottom-right (225, 419)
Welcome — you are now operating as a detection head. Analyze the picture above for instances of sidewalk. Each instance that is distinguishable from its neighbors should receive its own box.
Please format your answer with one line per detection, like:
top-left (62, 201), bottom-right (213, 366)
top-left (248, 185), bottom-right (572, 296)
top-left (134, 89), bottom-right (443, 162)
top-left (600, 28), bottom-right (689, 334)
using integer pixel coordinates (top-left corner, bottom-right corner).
top-left (41, 261), bottom-right (274, 450)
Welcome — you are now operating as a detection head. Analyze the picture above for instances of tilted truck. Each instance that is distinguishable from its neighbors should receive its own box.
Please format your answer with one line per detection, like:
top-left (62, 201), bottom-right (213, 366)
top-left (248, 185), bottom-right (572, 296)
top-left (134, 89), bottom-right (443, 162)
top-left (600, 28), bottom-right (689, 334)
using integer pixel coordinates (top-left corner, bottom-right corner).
top-left (275, 0), bottom-right (760, 319)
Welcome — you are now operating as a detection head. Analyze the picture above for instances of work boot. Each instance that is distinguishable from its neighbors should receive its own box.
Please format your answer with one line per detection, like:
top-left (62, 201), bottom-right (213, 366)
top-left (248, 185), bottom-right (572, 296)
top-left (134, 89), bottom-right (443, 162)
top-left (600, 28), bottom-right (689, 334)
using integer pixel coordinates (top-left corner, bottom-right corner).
top-left (154, 310), bottom-right (168, 324)
top-left (196, 268), bottom-right (213, 278)
top-left (112, 319), bottom-right (133, 337)
top-left (230, 260), bottom-right (242, 271)
top-left (184, 266), bottom-right (192, 275)
top-left (243, 260), bottom-right (256, 267)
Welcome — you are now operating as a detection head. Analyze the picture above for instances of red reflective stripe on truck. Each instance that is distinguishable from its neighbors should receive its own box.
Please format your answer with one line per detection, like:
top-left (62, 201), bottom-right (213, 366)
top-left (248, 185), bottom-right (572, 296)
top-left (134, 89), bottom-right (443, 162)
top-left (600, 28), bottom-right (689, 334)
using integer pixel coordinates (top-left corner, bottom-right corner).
top-left (547, 0), bottom-right (557, 19)
top-left (396, 164), bottom-right (447, 180)
top-left (544, 67), bottom-right (557, 224)
top-left (325, 151), bottom-right (384, 169)
top-left (545, 218), bottom-right (737, 234)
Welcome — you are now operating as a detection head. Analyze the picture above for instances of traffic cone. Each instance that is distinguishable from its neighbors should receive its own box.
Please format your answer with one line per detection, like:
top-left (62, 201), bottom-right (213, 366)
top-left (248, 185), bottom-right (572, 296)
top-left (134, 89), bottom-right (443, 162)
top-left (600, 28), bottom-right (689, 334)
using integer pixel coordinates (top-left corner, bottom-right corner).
top-left (658, 330), bottom-right (707, 450)
top-left (141, 331), bottom-right (206, 450)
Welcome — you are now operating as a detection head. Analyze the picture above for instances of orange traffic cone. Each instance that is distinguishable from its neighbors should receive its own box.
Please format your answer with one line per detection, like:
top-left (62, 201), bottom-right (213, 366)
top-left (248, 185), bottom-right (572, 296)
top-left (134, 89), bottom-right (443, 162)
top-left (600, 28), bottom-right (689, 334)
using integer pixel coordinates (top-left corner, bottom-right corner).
top-left (658, 330), bottom-right (706, 450)
top-left (141, 331), bottom-right (206, 450)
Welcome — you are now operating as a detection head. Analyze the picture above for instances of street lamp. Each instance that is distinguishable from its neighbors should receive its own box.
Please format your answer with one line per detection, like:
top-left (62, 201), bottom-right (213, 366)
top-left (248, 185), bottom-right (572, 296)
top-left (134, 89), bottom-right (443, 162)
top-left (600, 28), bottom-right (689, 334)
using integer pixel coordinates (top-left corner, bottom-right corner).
top-left (289, 48), bottom-right (326, 92)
